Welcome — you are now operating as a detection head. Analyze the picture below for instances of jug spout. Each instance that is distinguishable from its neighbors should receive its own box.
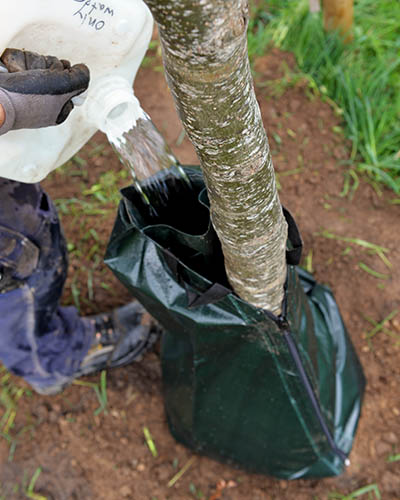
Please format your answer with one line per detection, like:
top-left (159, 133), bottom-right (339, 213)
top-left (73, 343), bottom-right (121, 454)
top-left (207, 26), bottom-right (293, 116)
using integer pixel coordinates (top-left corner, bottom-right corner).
top-left (83, 75), bottom-right (145, 143)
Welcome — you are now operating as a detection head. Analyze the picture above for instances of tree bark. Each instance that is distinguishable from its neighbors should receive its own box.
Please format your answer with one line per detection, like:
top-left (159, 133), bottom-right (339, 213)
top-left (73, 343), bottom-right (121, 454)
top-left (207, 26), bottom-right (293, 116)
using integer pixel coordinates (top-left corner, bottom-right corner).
top-left (143, 0), bottom-right (288, 314)
top-left (322, 0), bottom-right (353, 41)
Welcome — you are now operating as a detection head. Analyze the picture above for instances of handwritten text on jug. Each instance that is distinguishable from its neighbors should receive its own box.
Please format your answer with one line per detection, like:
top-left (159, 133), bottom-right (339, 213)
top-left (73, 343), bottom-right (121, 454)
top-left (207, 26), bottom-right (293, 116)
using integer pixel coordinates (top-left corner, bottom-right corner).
top-left (73, 0), bottom-right (114, 31)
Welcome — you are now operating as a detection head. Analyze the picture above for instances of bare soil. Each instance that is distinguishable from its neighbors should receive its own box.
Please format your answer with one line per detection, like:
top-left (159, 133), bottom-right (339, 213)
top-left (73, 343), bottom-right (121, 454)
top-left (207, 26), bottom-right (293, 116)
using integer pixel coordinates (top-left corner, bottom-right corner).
top-left (1, 49), bottom-right (399, 500)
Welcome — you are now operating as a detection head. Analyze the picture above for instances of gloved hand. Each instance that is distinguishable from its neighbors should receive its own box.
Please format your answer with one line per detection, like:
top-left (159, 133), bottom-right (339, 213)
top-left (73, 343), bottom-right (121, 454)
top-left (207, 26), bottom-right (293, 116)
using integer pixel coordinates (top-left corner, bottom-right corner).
top-left (0, 48), bottom-right (90, 135)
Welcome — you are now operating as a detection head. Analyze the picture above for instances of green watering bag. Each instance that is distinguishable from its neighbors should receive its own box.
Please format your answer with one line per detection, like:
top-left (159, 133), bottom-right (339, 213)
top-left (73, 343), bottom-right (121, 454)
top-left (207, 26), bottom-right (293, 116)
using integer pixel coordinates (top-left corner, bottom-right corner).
top-left (105, 167), bottom-right (365, 479)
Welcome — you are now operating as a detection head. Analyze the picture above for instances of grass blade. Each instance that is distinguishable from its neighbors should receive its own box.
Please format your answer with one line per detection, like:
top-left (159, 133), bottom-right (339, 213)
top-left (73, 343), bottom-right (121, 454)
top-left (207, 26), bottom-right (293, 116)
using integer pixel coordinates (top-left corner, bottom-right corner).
top-left (167, 456), bottom-right (196, 488)
top-left (143, 427), bottom-right (158, 458)
top-left (358, 262), bottom-right (389, 280)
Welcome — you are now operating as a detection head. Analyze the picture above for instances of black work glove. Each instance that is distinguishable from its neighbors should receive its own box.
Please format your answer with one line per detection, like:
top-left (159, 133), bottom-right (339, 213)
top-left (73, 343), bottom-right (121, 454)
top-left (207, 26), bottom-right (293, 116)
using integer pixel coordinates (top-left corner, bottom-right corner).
top-left (0, 48), bottom-right (90, 135)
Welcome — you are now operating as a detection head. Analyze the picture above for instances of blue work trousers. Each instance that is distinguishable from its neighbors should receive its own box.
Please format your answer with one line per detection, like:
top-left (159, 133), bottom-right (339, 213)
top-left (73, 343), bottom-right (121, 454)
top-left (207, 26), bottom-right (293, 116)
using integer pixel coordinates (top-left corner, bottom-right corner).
top-left (0, 178), bottom-right (94, 390)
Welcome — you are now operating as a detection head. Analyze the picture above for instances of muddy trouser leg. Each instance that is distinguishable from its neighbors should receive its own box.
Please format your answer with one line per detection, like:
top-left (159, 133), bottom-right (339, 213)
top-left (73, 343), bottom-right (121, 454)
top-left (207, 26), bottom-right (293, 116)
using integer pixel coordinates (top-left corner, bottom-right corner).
top-left (0, 178), bottom-right (94, 390)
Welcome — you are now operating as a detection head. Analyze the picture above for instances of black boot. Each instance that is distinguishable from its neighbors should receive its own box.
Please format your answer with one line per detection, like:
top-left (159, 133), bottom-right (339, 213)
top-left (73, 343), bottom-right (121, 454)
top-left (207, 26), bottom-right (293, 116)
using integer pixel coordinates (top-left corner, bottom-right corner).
top-left (32, 302), bottom-right (160, 395)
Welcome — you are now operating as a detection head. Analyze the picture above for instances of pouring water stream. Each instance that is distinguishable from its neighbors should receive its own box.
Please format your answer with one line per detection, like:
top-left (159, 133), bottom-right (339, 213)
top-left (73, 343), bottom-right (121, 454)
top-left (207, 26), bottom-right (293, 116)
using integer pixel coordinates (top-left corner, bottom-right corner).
top-left (79, 77), bottom-right (191, 209)
top-left (108, 110), bottom-right (190, 207)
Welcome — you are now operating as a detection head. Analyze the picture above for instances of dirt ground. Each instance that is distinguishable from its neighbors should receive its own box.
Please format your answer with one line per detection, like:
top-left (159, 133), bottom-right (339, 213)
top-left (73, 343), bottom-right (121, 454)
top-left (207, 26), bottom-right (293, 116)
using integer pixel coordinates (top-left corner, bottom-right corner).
top-left (1, 49), bottom-right (399, 499)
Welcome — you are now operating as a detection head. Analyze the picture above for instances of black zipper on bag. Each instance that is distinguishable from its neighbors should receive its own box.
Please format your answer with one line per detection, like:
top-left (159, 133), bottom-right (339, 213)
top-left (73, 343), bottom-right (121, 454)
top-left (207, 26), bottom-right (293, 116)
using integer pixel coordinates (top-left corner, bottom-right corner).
top-left (272, 290), bottom-right (349, 466)
top-left (282, 326), bottom-right (350, 466)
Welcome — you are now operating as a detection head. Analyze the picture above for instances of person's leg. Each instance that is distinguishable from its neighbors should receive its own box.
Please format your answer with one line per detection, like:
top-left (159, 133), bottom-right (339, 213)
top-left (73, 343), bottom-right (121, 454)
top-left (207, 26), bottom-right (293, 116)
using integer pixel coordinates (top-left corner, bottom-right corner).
top-left (0, 178), bottom-right (160, 394)
top-left (0, 178), bottom-right (94, 390)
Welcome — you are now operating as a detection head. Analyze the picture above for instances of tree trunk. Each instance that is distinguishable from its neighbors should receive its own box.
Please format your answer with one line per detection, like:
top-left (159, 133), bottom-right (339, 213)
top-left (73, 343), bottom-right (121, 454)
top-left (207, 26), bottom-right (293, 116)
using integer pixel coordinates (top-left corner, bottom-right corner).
top-left (322, 0), bottom-right (353, 41)
top-left (143, 0), bottom-right (288, 314)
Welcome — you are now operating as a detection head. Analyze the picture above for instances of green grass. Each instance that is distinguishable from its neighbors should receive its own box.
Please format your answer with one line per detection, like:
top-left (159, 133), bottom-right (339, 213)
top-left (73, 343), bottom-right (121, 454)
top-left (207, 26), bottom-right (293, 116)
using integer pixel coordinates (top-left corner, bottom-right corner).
top-left (0, 367), bottom-right (34, 462)
top-left (143, 426), bottom-right (158, 458)
top-left (167, 456), bottom-right (196, 488)
top-left (363, 309), bottom-right (400, 346)
top-left (318, 230), bottom-right (392, 268)
top-left (329, 483), bottom-right (381, 500)
top-left (73, 370), bottom-right (108, 415)
top-left (0, 466), bottom-right (48, 500)
top-left (25, 467), bottom-right (47, 500)
top-left (248, 0), bottom-right (400, 193)
top-left (189, 482), bottom-right (205, 499)
top-left (358, 261), bottom-right (389, 280)
top-left (387, 453), bottom-right (400, 463)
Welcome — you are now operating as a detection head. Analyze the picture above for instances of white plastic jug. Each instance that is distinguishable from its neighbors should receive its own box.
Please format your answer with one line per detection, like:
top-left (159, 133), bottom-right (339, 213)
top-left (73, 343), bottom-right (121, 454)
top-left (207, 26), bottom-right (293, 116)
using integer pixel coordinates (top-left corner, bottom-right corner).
top-left (0, 0), bottom-right (153, 183)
